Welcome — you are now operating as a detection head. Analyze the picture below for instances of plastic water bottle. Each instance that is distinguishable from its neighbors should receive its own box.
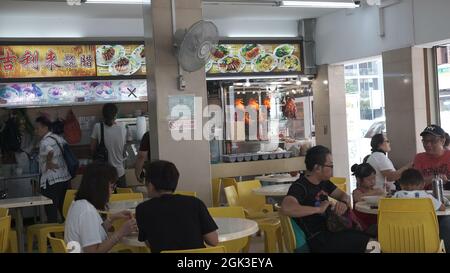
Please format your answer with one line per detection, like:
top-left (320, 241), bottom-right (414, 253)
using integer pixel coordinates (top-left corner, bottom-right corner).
top-left (432, 174), bottom-right (445, 205)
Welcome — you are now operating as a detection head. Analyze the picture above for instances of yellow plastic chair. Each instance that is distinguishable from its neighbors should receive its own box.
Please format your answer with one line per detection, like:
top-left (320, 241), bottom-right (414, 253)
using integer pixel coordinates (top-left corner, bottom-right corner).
top-left (224, 186), bottom-right (240, 207)
top-left (109, 193), bottom-right (144, 202)
top-left (223, 185), bottom-right (282, 253)
top-left (222, 178), bottom-right (238, 191)
top-left (0, 208), bottom-right (18, 253)
top-left (116, 188), bottom-right (134, 194)
top-left (161, 245), bottom-right (226, 253)
top-left (211, 178), bottom-right (221, 207)
top-left (330, 177), bottom-right (347, 193)
top-left (27, 189), bottom-right (77, 253)
top-left (0, 216), bottom-right (11, 253)
top-left (208, 206), bottom-right (249, 253)
top-left (174, 191), bottom-right (197, 197)
top-left (378, 198), bottom-right (445, 253)
top-left (0, 208), bottom-right (8, 217)
top-left (236, 180), bottom-right (277, 219)
top-left (279, 212), bottom-right (296, 253)
top-left (47, 234), bottom-right (68, 253)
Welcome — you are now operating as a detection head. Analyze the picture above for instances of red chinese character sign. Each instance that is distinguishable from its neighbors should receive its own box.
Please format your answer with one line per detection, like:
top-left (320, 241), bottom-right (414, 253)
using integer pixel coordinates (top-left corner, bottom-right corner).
top-left (0, 45), bottom-right (96, 78)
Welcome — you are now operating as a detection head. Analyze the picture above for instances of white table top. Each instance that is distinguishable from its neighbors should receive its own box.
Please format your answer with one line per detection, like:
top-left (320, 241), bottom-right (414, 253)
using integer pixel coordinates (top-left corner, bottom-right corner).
top-left (252, 184), bottom-right (291, 196)
top-left (121, 217), bottom-right (259, 248)
top-left (0, 195), bottom-right (52, 209)
top-left (355, 201), bottom-right (450, 216)
top-left (107, 199), bottom-right (146, 214)
top-left (255, 174), bottom-right (299, 183)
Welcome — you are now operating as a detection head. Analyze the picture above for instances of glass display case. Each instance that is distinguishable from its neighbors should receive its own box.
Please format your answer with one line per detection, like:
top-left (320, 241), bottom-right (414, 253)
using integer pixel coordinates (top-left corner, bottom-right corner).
top-left (207, 78), bottom-right (315, 163)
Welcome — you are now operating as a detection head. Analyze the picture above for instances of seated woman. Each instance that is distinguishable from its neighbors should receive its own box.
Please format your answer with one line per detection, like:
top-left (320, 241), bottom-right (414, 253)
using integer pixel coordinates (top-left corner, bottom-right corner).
top-left (351, 163), bottom-right (384, 233)
top-left (135, 160), bottom-right (219, 253)
top-left (64, 163), bottom-right (137, 253)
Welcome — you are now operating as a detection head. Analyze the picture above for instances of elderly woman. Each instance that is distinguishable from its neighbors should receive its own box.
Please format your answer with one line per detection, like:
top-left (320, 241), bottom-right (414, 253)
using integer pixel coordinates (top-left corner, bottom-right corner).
top-left (35, 116), bottom-right (71, 223)
top-left (365, 133), bottom-right (411, 192)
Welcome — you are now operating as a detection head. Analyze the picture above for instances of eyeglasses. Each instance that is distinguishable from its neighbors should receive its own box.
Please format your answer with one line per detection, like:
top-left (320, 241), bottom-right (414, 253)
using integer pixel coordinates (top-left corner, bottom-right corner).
top-left (422, 138), bottom-right (441, 144)
top-left (322, 164), bottom-right (334, 169)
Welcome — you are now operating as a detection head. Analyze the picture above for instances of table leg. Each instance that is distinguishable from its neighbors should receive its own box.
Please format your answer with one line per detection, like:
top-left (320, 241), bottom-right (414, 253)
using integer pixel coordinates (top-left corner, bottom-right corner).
top-left (13, 208), bottom-right (25, 253)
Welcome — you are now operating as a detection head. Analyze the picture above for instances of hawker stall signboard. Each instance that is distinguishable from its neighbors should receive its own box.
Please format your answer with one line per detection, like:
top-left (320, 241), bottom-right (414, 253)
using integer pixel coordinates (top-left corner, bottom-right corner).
top-left (95, 44), bottom-right (146, 76)
top-left (206, 40), bottom-right (303, 76)
top-left (0, 45), bottom-right (97, 78)
top-left (0, 43), bottom-right (146, 80)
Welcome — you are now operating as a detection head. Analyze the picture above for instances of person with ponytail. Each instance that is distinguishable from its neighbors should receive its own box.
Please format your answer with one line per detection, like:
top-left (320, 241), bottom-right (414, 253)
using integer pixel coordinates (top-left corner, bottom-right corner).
top-left (90, 103), bottom-right (127, 188)
top-left (351, 163), bottom-right (383, 233)
top-left (365, 133), bottom-right (411, 193)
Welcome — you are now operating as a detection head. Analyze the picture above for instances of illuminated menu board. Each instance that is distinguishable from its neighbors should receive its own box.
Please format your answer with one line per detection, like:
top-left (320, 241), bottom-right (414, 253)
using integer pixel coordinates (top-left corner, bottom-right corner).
top-left (0, 45), bottom-right (96, 78)
top-left (0, 43), bottom-right (146, 80)
top-left (206, 41), bottom-right (303, 76)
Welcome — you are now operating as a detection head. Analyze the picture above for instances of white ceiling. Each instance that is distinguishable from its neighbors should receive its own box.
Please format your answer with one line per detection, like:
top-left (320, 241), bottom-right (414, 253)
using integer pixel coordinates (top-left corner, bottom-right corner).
top-left (0, 0), bottom-right (345, 20)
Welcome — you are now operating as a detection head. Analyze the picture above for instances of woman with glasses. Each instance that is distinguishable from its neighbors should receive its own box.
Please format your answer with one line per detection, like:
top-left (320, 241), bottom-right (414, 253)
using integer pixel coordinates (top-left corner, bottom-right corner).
top-left (413, 125), bottom-right (450, 190)
top-left (365, 133), bottom-right (411, 193)
top-left (64, 163), bottom-right (137, 253)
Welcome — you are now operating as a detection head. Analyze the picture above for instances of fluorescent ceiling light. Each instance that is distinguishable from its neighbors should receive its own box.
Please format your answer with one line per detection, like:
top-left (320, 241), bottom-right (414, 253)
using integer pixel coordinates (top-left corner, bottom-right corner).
top-left (85, 0), bottom-right (147, 4)
top-left (280, 1), bottom-right (359, 8)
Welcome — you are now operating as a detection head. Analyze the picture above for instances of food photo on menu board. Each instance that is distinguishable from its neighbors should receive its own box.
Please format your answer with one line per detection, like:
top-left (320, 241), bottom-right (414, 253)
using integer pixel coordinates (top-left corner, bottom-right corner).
top-left (96, 44), bottom-right (146, 76)
top-left (0, 45), bottom-right (97, 78)
top-left (206, 42), bottom-right (302, 75)
top-left (0, 79), bottom-right (147, 107)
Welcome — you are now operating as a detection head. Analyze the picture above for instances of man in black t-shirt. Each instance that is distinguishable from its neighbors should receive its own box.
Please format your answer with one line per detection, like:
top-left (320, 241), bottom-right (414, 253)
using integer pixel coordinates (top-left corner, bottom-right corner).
top-left (281, 145), bottom-right (371, 253)
top-left (135, 132), bottom-right (150, 183)
top-left (135, 160), bottom-right (219, 253)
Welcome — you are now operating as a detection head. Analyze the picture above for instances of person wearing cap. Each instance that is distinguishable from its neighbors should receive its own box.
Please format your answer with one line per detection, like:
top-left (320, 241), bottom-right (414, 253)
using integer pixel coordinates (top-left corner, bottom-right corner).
top-left (365, 133), bottom-right (412, 192)
top-left (413, 125), bottom-right (450, 190)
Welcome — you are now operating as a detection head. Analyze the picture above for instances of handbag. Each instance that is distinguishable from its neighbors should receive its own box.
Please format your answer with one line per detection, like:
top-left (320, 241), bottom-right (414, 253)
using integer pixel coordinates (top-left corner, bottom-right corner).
top-left (93, 123), bottom-right (109, 163)
top-left (48, 136), bottom-right (79, 179)
top-left (326, 207), bottom-right (363, 232)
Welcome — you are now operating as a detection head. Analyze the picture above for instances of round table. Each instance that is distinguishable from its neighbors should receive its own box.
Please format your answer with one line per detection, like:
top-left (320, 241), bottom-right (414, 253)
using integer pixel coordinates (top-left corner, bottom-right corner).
top-left (252, 184), bottom-right (291, 196)
top-left (355, 201), bottom-right (450, 216)
top-left (121, 217), bottom-right (259, 247)
top-left (255, 174), bottom-right (299, 184)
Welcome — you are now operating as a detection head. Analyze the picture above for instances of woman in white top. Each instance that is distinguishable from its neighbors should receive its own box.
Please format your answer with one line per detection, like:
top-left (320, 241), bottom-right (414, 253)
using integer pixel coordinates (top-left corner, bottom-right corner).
top-left (65, 163), bottom-right (137, 253)
top-left (365, 133), bottom-right (411, 192)
top-left (35, 116), bottom-right (71, 223)
top-left (90, 103), bottom-right (127, 188)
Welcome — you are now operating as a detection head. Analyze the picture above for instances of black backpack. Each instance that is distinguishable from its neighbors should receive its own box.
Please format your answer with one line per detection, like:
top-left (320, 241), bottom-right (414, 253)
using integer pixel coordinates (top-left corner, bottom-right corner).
top-left (0, 117), bottom-right (22, 153)
top-left (49, 136), bottom-right (79, 179)
top-left (93, 123), bottom-right (109, 163)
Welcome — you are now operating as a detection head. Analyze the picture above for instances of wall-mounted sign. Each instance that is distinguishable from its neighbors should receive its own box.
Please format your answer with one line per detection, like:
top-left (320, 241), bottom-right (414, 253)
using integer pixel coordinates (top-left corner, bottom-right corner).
top-left (96, 44), bottom-right (146, 76)
top-left (0, 79), bottom-right (147, 107)
top-left (206, 40), bottom-right (303, 76)
top-left (0, 45), bottom-right (96, 78)
top-left (0, 43), bottom-right (146, 80)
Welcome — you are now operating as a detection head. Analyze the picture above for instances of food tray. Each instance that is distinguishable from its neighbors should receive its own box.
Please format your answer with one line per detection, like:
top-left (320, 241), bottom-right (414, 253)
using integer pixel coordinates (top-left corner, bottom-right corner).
top-left (222, 155), bottom-right (237, 163)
